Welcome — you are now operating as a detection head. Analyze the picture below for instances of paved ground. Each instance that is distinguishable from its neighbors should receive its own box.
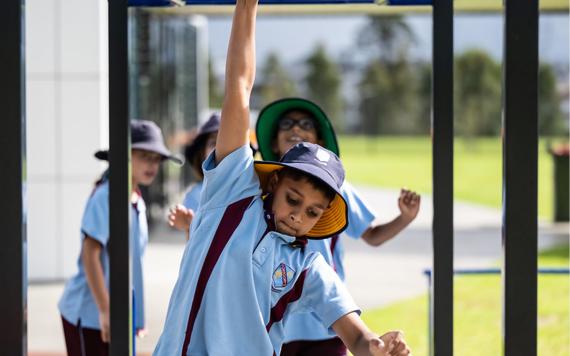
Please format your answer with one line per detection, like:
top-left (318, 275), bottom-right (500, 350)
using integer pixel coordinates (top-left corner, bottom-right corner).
top-left (28, 186), bottom-right (569, 354)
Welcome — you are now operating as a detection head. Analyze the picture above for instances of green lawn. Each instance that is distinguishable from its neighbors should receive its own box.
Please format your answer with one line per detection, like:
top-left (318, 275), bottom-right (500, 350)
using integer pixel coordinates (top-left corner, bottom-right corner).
top-left (361, 245), bottom-right (570, 356)
top-left (339, 136), bottom-right (560, 219)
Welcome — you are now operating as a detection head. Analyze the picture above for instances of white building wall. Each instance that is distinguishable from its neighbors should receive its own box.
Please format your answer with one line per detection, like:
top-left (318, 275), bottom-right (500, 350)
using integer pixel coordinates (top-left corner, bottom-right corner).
top-left (26, 0), bottom-right (109, 280)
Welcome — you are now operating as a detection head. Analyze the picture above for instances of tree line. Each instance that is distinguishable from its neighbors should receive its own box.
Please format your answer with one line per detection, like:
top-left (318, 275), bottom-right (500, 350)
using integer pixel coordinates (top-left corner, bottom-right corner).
top-left (210, 15), bottom-right (567, 138)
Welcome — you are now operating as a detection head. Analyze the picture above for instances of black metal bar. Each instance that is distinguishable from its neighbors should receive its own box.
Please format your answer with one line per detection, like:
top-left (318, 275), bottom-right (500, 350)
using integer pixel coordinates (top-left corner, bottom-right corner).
top-left (0, 0), bottom-right (26, 353)
top-left (109, 0), bottom-right (132, 354)
top-left (431, 0), bottom-right (453, 355)
top-left (502, 0), bottom-right (538, 355)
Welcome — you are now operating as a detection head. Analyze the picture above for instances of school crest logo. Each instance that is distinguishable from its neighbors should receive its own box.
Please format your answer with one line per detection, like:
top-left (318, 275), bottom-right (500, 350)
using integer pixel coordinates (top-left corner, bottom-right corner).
top-left (272, 263), bottom-right (295, 291)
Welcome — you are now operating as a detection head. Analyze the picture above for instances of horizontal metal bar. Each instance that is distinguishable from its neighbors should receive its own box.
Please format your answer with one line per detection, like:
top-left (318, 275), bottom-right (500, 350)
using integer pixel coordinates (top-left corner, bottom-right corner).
top-left (128, 0), bottom-right (380, 6)
top-left (130, 0), bottom-right (568, 10)
top-left (386, 0), bottom-right (431, 5)
top-left (423, 268), bottom-right (570, 277)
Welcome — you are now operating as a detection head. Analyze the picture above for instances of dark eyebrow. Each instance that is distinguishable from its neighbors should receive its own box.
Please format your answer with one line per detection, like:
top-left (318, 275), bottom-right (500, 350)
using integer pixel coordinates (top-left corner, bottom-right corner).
top-left (289, 187), bottom-right (327, 210)
top-left (289, 187), bottom-right (304, 197)
top-left (311, 203), bottom-right (326, 210)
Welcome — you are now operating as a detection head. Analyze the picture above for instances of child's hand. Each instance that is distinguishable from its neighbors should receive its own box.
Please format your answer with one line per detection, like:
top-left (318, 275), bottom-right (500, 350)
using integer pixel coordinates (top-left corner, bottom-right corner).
top-left (99, 309), bottom-right (110, 343)
top-left (369, 331), bottom-right (411, 356)
top-left (398, 188), bottom-right (420, 222)
top-left (167, 204), bottom-right (194, 232)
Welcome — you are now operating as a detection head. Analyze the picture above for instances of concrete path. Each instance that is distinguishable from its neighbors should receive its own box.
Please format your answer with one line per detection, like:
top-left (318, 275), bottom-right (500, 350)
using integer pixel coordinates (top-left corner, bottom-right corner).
top-left (28, 186), bottom-right (569, 354)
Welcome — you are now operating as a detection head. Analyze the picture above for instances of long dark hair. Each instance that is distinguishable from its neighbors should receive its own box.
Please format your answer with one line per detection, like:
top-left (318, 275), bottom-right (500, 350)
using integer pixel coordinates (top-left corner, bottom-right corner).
top-left (184, 133), bottom-right (211, 180)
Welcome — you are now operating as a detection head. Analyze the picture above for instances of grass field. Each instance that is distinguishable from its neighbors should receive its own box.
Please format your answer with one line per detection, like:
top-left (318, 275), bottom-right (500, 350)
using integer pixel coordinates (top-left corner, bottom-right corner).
top-left (338, 136), bottom-right (562, 219)
top-left (360, 244), bottom-right (570, 356)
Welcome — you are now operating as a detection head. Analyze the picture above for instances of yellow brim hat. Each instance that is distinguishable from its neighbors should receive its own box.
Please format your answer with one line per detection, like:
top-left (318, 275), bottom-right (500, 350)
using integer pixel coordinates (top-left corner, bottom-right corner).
top-left (254, 143), bottom-right (348, 239)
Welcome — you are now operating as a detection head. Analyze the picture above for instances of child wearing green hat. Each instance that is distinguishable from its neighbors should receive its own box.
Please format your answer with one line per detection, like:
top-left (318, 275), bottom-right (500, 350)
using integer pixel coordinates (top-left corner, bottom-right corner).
top-left (256, 98), bottom-right (421, 356)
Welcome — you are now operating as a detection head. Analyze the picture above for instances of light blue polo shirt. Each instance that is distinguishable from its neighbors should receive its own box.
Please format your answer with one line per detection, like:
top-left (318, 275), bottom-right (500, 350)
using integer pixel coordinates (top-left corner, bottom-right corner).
top-left (182, 182), bottom-right (203, 212)
top-left (58, 180), bottom-right (148, 330)
top-left (153, 145), bottom-right (359, 355)
top-left (283, 180), bottom-right (376, 343)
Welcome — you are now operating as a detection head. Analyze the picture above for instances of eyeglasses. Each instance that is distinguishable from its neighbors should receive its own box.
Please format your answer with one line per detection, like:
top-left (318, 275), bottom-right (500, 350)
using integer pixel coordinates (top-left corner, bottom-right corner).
top-left (278, 117), bottom-right (317, 132)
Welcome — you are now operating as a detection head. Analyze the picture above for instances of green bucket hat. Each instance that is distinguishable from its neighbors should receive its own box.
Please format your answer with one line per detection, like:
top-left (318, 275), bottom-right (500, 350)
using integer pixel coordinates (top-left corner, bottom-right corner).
top-left (255, 98), bottom-right (340, 161)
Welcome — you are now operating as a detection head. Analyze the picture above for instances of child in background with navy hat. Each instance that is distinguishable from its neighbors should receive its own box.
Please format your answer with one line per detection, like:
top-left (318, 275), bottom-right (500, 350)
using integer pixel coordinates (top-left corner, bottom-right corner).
top-left (256, 97), bottom-right (421, 356)
top-left (167, 113), bottom-right (221, 240)
top-left (58, 120), bottom-right (182, 355)
top-left (168, 113), bottom-right (258, 240)
top-left (153, 1), bottom-right (410, 355)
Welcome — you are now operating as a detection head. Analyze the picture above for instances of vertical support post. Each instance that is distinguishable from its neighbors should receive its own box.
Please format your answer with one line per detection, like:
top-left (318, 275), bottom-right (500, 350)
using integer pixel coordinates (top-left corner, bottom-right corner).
top-left (502, 0), bottom-right (538, 355)
top-left (431, 0), bottom-right (453, 355)
top-left (0, 0), bottom-right (27, 353)
top-left (109, 0), bottom-right (133, 354)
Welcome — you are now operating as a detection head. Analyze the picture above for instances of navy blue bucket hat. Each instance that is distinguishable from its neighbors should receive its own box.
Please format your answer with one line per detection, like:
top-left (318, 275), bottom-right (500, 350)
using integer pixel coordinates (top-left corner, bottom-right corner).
top-left (185, 113), bottom-right (258, 162)
top-left (95, 120), bottom-right (183, 165)
top-left (184, 113), bottom-right (221, 161)
top-left (254, 142), bottom-right (348, 239)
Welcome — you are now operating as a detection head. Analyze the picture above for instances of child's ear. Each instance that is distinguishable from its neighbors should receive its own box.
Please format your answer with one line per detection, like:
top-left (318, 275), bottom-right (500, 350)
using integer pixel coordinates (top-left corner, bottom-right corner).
top-left (266, 172), bottom-right (279, 193)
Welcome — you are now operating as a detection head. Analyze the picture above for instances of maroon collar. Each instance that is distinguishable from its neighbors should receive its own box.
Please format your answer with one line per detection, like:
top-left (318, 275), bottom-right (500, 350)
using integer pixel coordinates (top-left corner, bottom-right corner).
top-left (131, 189), bottom-right (142, 213)
top-left (290, 238), bottom-right (308, 248)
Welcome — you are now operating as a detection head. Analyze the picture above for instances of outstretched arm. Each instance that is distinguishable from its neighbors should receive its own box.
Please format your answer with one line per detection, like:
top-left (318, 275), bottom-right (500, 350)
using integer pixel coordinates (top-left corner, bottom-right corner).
top-left (215, 0), bottom-right (258, 164)
top-left (332, 312), bottom-right (411, 356)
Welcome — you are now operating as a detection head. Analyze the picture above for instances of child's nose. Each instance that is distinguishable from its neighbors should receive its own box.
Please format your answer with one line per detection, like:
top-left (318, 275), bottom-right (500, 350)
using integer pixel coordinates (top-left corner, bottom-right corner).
top-left (289, 212), bottom-right (302, 224)
top-left (290, 124), bottom-right (302, 134)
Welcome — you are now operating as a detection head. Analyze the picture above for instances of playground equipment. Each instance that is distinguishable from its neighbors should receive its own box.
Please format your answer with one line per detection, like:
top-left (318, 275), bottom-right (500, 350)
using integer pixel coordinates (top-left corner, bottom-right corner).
top-left (0, 0), bottom-right (543, 355)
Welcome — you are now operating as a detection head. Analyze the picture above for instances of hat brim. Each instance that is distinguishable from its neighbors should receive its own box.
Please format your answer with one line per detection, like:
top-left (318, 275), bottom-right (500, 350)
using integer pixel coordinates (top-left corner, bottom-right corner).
top-left (94, 146), bottom-right (184, 165)
top-left (256, 98), bottom-right (340, 161)
top-left (254, 161), bottom-right (347, 239)
top-left (94, 150), bottom-right (109, 161)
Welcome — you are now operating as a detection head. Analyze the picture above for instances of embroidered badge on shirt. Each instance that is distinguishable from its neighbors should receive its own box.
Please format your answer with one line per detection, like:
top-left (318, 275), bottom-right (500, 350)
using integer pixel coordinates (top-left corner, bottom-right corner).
top-left (272, 263), bottom-right (295, 291)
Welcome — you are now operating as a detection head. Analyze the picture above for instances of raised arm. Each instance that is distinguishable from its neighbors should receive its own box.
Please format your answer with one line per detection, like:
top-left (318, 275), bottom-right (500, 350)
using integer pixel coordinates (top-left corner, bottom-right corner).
top-left (215, 0), bottom-right (258, 164)
top-left (361, 189), bottom-right (420, 246)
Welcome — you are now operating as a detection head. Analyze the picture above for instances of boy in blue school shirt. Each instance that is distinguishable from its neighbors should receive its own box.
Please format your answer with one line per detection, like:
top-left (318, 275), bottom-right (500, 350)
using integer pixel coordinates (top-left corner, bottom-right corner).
top-left (255, 98), bottom-right (421, 355)
top-left (58, 120), bottom-right (182, 355)
top-left (153, 1), bottom-right (411, 355)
